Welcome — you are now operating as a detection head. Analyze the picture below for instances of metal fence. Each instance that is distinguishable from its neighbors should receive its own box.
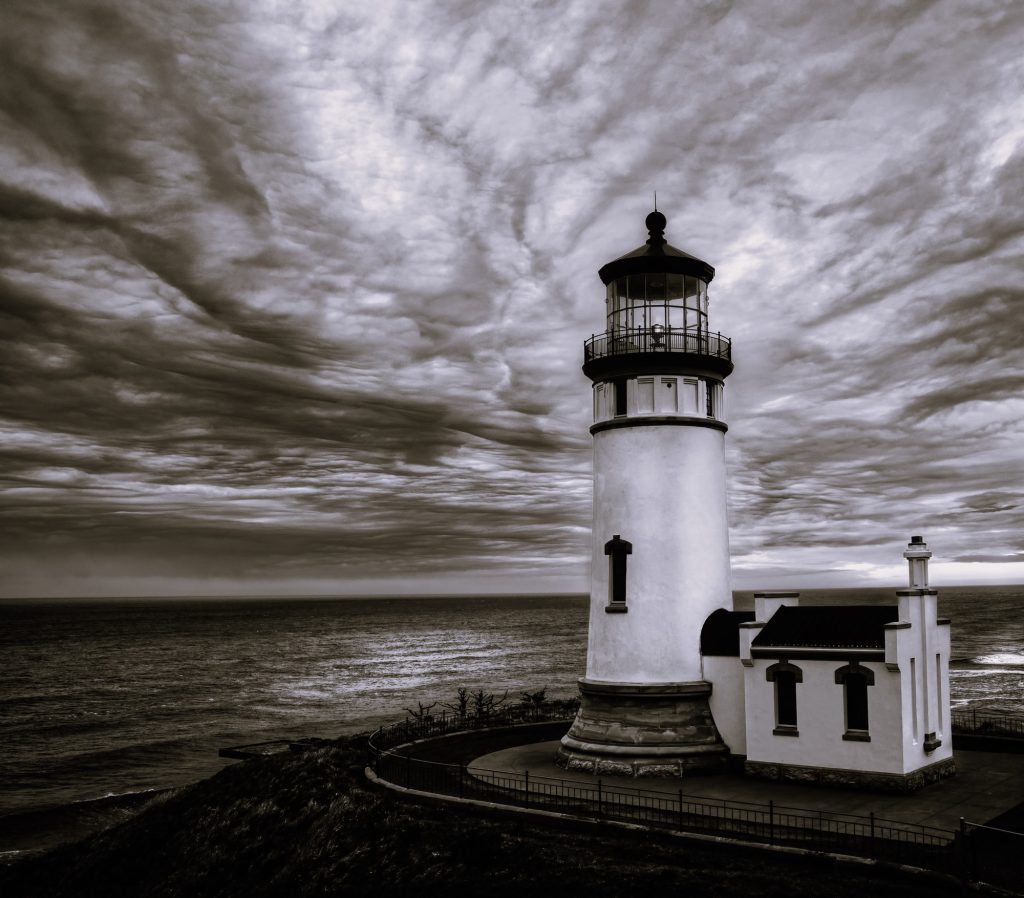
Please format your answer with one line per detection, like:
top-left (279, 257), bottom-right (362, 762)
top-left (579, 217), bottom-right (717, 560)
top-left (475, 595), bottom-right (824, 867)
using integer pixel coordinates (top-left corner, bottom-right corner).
top-left (960, 821), bottom-right (1024, 892)
top-left (368, 718), bottom-right (954, 873)
top-left (368, 713), bottom-right (1024, 892)
top-left (368, 702), bottom-right (580, 753)
top-left (951, 708), bottom-right (1024, 740)
top-left (372, 748), bottom-right (954, 870)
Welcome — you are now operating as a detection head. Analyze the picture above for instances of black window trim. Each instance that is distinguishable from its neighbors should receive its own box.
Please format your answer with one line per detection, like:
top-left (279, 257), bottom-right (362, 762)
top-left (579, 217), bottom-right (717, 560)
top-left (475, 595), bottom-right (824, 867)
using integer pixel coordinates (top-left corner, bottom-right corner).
top-left (766, 660), bottom-right (802, 735)
top-left (835, 662), bottom-right (874, 741)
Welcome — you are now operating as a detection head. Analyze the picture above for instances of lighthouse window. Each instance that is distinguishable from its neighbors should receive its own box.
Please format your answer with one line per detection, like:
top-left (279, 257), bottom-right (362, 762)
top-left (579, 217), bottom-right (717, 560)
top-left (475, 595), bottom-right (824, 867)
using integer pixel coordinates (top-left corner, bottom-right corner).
top-left (665, 273), bottom-right (685, 330)
top-left (646, 274), bottom-right (666, 303)
top-left (835, 663), bottom-right (875, 741)
top-left (614, 379), bottom-right (627, 417)
top-left (637, 377), bottom-right (655, 414)
top-left (682, 378), bottom-right (698, 414)
top-left (657, 378), bottom-right (677, 413)
top-left (604, 534), bottom-right (633, 611)
top-left (766, 661), bottom-right (802, 734)
top-left (706, 381), bottom-right (722, 418)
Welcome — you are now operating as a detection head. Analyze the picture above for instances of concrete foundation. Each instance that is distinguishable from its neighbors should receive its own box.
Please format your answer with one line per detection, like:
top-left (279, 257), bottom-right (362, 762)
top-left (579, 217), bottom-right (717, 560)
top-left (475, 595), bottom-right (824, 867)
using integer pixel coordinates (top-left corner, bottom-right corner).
top-left (556, 678), bottom-right (728, 777)
top-left (744, 756), bottom-right (956, 793)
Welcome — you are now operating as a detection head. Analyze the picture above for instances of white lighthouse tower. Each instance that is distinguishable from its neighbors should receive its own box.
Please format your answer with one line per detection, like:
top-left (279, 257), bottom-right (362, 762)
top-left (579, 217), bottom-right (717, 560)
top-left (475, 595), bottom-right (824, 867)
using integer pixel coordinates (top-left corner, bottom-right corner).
top-left (557, 209), bottom-right (734, 777)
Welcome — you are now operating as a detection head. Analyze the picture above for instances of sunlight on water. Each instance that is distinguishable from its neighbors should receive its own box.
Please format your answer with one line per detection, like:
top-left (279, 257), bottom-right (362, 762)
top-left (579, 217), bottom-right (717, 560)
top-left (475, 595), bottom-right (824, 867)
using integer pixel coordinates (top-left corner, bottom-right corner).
top-left (973, 653), bottom-right (1024, 666)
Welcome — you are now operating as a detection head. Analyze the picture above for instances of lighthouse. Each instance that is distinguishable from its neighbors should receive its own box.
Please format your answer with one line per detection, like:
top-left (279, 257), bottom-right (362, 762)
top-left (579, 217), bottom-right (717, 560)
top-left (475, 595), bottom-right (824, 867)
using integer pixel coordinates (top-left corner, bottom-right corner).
top-left (557, 209), bottom-right (734, 777)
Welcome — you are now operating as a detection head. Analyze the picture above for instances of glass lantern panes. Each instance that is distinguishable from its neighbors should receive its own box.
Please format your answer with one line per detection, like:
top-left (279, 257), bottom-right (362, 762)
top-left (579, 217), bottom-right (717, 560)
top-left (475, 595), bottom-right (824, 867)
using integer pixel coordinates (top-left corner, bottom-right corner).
top-left (608, 274), bottom-right (709, 341)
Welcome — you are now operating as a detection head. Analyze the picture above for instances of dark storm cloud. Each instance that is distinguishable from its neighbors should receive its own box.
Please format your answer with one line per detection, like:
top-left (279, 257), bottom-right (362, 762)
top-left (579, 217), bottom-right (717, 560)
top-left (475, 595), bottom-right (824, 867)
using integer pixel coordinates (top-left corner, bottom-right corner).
top-left (1, 0), bottom-right (1022, 594)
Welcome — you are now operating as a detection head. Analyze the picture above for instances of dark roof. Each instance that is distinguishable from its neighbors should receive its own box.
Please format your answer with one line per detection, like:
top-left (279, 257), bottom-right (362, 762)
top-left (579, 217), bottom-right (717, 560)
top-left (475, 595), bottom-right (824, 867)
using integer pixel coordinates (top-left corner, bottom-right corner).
top-left (598, 211), bottom-right (715, 285)
top-left (751, 605), bottom-right (899, 651)
top-left (701, 608), bottom-right (757, 656)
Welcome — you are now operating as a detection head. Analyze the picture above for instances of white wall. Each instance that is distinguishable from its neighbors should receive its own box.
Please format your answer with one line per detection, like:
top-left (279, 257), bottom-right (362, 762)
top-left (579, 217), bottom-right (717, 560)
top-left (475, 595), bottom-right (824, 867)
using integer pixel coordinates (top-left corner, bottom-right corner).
top-left (587, 424), bottom-right (731, 683)
top-left (744, 659), bottom-right (905, 774)
top-left (704, 655), bottom-right (746, 754)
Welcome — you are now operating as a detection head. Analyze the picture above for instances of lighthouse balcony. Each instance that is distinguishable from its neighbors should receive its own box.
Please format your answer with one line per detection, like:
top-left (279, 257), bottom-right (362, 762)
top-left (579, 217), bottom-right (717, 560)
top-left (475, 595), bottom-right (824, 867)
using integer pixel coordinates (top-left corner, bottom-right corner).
top-left (583, 327), bottom-right (732, 379)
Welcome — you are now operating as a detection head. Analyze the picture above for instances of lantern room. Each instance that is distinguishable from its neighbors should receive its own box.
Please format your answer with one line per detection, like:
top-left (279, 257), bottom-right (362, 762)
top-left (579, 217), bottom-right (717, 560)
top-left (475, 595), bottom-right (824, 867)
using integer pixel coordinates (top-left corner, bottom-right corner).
top-left (584, 210), bottom-right (731, 379)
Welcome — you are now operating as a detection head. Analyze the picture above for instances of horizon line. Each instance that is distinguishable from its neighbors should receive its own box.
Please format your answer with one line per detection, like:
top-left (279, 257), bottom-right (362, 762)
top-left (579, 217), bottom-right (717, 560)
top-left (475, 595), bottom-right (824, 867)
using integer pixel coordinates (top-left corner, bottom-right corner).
top-left (1, 582), bottom-right (1021, 603)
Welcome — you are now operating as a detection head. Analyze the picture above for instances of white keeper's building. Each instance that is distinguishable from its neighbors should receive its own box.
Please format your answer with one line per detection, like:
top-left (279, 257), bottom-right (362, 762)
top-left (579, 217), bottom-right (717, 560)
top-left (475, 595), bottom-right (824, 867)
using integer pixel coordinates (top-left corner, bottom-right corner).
top-left (557, 211), bottom-right (955, 792)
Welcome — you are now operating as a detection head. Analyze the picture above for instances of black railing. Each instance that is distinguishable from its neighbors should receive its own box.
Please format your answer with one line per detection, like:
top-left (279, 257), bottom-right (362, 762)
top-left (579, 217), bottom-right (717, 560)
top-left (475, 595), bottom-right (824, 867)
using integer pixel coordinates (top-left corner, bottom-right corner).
top-left (960, 820), bottom-right (1024, 892)
top-left (951, 708), bottom-right (1024, 740)
top-left (584, 328), bottom-right (731, 362)
top-left (368, 716), bottom-right (958, 877)
top-left (368, 701), bottom-right (580, 754)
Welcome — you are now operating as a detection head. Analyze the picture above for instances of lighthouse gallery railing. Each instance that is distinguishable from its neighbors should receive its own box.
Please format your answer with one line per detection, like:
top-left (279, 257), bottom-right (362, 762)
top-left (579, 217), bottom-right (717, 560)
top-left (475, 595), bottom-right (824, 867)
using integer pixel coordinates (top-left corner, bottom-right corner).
top-left (584, 327), bottom-right (731, 362)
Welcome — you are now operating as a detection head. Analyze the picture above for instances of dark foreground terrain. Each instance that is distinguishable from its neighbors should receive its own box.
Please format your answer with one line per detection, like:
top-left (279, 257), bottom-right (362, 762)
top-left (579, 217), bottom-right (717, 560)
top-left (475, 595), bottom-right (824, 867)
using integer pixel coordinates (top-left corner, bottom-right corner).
top-left (0, 737), bottom-right (976, 898)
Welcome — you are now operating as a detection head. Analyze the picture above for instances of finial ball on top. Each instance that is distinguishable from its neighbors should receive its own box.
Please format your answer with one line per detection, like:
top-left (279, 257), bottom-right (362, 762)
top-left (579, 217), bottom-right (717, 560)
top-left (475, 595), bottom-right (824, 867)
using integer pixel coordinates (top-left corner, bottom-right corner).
top-left (645, 209), bottom-right (667, 234)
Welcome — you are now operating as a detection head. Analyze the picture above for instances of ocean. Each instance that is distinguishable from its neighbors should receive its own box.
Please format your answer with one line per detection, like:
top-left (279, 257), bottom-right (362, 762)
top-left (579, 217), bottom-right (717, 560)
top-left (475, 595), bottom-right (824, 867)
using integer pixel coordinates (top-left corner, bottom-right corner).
top-left (1, 586), bottom-right (1022, 855)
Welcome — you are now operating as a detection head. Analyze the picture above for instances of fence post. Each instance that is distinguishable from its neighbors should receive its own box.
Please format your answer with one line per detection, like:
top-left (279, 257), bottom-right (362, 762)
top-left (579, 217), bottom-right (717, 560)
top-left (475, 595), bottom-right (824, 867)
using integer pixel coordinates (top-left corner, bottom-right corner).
top-left (597, 780), bottom-right (603, 817)
top-left (679, 789), bottom-right (684, 830)
top-left (956, 817), bottom-right (969, 890)
top-left (870, 812), bottom-right (876, 859)
top-left (972, 707), bottom-right (977, 732)
top-left (524, 771), bottom-right (530, 809)
top-left (967, 819), bottom-right (977, 883)
top-left (769, 800), bottom-right (775, 846)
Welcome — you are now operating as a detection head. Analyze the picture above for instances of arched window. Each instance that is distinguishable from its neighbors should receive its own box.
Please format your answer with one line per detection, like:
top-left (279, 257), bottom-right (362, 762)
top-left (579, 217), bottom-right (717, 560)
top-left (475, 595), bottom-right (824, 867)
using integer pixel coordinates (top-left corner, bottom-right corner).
top-left (604, 535), bottom-right (632, 613)
top-left (766, 661), bottom-right (803, 735)
top-left (835, 663), bottom-right (875, 741)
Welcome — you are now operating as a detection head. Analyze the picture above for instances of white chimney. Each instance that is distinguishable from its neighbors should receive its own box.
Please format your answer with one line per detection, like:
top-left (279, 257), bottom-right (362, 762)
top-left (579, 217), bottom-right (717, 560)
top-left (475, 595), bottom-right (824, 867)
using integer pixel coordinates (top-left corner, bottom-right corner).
top-left (903, 535), bottom-right (931, 588)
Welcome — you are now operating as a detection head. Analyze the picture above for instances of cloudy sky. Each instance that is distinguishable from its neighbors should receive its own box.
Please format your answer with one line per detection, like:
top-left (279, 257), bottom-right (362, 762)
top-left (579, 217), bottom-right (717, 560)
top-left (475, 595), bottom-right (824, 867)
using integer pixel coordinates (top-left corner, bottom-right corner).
top-left (2, 0), bottom-right (1022, 598)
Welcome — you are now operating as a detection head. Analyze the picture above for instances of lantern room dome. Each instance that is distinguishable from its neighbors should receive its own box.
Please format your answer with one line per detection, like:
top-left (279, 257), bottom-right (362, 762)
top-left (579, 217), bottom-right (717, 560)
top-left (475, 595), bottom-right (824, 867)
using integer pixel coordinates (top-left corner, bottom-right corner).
top-left (598, 211), bottom-right (715, 285)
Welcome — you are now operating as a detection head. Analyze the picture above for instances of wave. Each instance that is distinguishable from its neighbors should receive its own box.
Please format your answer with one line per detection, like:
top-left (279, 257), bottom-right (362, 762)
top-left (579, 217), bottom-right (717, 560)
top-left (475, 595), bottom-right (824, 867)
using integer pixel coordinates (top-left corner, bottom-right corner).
top-left (0, 786), bottom-right (169, 857)
top-left (950, 669), bottom-right (1024, 679)
top-left (973, 653), bottom-right (1024, 666)
top-left (0, 786), bottom-right (163, 820)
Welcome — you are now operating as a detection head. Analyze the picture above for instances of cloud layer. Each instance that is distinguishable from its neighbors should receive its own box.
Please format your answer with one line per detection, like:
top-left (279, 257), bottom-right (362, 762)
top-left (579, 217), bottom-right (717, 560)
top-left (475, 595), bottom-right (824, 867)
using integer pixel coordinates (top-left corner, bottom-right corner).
top-left (1, 0), bottom-right (1022, 596)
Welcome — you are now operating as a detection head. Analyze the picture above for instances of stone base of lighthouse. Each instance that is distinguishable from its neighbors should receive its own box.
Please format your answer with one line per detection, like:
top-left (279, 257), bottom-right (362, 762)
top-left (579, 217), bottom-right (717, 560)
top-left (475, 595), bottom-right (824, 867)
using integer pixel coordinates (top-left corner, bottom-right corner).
top-left (555, 679), bottom-right (728, 777)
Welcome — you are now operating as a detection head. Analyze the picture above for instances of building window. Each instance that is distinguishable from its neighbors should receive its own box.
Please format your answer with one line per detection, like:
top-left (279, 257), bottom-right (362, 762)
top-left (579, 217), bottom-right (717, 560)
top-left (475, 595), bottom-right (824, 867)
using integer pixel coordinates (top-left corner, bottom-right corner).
top-left (835, 663), bottom-right (875, 741)
top-left (614, 379), bottom-right (627, 417)
top-left (604, 534), bottom-right (632, 613)
top-left (766, 661), bottom-right (802, 735)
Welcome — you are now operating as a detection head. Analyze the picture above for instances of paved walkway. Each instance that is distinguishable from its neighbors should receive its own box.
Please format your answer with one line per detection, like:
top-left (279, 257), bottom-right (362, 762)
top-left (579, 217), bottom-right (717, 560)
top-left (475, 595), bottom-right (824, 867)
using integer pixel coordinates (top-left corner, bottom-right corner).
top-left (470, 741), bottom-right (1024, 833)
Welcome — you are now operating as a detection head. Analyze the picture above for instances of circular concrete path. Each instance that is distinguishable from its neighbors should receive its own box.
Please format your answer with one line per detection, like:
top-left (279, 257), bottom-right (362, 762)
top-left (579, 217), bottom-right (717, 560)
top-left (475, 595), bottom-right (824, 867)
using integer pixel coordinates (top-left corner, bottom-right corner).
top-left (469, 740), bottom-right (1024, 832)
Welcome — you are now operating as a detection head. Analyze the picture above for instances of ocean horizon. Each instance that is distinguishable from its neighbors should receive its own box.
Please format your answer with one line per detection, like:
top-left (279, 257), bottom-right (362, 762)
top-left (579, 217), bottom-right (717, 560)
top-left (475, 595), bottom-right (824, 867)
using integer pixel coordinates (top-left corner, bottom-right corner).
top-left (4, 583), bottom-right (1023, 603)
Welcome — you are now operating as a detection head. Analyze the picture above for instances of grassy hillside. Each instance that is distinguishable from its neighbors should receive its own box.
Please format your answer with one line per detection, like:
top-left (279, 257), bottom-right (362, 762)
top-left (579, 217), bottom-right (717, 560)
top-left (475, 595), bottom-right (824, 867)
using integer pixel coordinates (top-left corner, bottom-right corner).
top-left (0, 737), bottom-right (971, 897)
